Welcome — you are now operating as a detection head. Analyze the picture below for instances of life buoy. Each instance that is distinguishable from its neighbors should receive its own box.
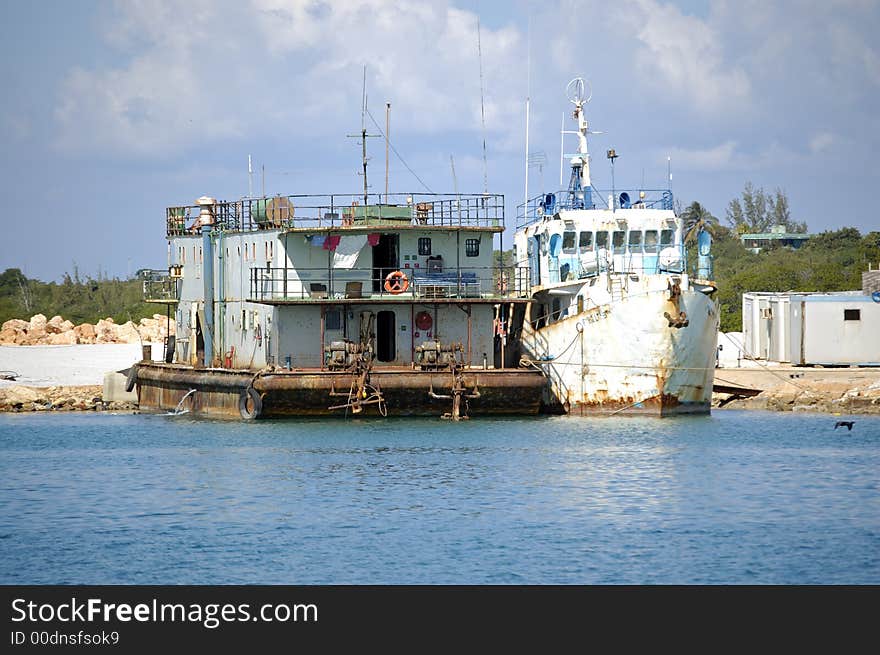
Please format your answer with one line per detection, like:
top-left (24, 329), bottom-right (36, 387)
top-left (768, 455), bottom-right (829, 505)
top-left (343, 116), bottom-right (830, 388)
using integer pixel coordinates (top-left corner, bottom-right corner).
top-left (239, 387), bottom-right (262, 420)
top-left (384, 270), bottom-right (409, 294)
top-left (415, 311), bottom-right (433, 331)
top-left (873, 291), bottom-right (880, 303)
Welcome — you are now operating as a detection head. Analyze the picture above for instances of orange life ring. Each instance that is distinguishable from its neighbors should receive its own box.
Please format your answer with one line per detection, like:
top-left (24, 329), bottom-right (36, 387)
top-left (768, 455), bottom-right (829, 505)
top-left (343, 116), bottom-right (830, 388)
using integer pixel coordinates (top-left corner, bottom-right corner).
top-left (415, 311), bottom-right (433, 331)
top-left (384, 270), bottom-right (409, 294)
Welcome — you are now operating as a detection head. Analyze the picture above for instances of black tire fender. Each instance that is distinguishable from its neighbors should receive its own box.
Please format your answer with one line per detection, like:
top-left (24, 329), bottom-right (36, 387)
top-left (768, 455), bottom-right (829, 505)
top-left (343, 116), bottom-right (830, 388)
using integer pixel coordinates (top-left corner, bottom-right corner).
top-left (239, 387), bottom-right (262, 420)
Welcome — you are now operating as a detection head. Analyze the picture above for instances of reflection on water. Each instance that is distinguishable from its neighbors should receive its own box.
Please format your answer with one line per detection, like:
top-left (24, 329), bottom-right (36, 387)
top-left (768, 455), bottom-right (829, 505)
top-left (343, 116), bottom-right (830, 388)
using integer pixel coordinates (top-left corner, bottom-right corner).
top-left (0, 411), bottom-right (878, 584)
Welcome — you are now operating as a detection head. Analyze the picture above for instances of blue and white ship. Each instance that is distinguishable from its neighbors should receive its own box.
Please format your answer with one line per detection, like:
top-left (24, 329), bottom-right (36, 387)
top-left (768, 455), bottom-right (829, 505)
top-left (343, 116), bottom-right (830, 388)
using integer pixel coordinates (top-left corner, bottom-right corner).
top-left (512, 79), bottom-right (718, 415)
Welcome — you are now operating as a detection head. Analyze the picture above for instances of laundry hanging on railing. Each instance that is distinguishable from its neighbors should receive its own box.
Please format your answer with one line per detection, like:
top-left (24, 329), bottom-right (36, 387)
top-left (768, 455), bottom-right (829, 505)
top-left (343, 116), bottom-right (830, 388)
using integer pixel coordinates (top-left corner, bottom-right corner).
top-left (367, 233), bottom-right (381, 247)
top-left (333, 235), bottom-right (367, 268)
top-left (308, 235), bottom-right (326, 248)
top-left (323, 235), bottom-right (341, 251)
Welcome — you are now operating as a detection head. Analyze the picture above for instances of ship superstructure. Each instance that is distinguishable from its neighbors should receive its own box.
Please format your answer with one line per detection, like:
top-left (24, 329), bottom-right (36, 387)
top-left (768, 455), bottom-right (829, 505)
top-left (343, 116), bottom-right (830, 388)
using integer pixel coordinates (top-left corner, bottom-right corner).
top-left (139, 191), bottom-right (545, 419)
top-left (513, 79), bottom-right (719, 415)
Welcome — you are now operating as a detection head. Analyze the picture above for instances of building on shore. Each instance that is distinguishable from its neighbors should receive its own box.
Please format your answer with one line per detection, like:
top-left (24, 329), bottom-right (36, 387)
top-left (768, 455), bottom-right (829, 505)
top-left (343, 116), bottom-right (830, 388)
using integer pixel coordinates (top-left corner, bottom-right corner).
top-left (742, 287), bottom-right (880, 366)
top-left (740, 225), bottom-right (811, 254)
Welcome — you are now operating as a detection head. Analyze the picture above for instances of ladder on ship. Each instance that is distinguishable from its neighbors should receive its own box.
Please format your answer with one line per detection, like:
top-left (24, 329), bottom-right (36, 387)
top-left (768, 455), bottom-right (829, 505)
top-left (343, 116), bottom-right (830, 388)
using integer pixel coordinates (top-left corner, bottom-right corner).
top-left (608, 275), bottom-right (626, 303)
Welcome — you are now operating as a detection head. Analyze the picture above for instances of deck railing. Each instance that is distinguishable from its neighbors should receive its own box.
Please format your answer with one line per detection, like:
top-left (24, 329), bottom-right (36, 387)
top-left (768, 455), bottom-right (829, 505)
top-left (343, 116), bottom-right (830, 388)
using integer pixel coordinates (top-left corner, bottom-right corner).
top-left (516, 188), bottom-right (674, 228)
top-left (247, 265), bottom-right (531, 302)
top-left (167, 193), bottom-right (505, 237)
top-left (142, 273), bottom-right (180, 303)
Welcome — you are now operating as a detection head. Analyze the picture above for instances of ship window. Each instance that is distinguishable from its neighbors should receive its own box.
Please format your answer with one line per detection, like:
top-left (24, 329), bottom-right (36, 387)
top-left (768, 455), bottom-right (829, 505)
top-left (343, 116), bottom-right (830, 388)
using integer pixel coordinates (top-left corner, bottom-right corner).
top-left (418, 237), bottom-right (432, 256)
top-left (252, 243), bottom-right (256, 260)
top-left (660, 229), bottom-right (674, 247)
top-left (579, 231), bottom-right (593, 251)
top-left (465, 238), bottom-right (480, 257)
top-left (644, 230), bottom-right (659, 253)
top-left (595, 231), bottom-right (609, 250)
top-left (562, 230), bottom-right (576, 253)
top-left (844, 309), bottom-right (861, 321)
top-left (628, 231), bottom-right (643, 251)
top-left (325, 309), bottom-right (342, 330)
top-left (612, 231), bottom-right (626, 253)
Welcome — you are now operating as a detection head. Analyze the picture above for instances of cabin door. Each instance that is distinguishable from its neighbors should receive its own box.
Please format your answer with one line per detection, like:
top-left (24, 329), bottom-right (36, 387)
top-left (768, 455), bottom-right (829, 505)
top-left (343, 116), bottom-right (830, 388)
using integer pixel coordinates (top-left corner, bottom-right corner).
top-left (194, 309), bottom-right (205, 367)
top-left (372, 234), bottom-right (399, 293)
top-left (528, 236), bottom-right (541, 287)
top-left (548, 233), bottom-right (562, 283)
top-left (376, 310), bottom-right (396, 362)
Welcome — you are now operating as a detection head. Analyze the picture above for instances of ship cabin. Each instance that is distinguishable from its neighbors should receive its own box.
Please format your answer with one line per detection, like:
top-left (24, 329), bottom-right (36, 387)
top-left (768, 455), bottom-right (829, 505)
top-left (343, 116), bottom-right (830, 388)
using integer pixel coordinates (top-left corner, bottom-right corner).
top-left (145, 192), bottom-right (530, 372)
top-left (515, 187), bottom-right (686, 289)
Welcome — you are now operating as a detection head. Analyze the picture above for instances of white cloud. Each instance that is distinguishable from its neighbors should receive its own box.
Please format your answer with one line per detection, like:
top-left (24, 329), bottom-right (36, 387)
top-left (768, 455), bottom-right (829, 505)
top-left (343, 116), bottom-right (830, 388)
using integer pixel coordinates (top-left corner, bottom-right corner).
top-left (620, 0), bottom-right (751, 113)
top-left (54, 0), bottom-right (525, 157)
top-left (666, 140), bottom-right (738, 171)
top-left (809, 132), bottom-right (834, 154)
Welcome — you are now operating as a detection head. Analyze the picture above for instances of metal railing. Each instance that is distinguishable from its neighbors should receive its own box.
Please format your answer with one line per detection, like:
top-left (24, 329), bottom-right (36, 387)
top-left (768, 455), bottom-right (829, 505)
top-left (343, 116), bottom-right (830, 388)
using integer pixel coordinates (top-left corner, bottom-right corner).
top-left (247, 265), bottom-right (532, 302)
top-left (516, 188), bottom-right (674, 228)
top-left (167, 192), bottom-right (505, 237)
top-left (143, 275), bottom-right (180, 302)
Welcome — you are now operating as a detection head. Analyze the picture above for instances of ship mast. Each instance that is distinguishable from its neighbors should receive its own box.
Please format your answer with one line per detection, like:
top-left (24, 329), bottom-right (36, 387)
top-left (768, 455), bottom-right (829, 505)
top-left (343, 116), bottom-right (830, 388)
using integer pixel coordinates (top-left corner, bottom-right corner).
top-left (561, 77), bottom-right (600, 209)
top-left (348, 66), bottom-right (380, 205)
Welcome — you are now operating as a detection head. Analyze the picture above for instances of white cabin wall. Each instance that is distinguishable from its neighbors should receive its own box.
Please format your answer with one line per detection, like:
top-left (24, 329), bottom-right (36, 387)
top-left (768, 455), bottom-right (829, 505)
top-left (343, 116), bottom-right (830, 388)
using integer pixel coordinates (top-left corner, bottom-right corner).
top-left (167, 227), bottom-right (501, 369)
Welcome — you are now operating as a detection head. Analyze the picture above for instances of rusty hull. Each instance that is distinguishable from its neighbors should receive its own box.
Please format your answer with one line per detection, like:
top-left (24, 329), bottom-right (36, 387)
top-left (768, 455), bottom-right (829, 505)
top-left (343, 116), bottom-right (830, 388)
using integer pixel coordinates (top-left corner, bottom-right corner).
top-left (135, 363), bottom-right (546, 419)
top-left (522, 281), bottom-right (719, 417)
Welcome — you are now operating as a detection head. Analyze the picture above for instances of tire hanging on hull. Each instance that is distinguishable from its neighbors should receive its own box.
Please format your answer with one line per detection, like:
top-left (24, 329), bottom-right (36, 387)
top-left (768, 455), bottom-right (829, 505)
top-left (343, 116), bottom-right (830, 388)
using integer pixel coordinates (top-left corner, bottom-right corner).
top-left (239, 387), bottom-right (263, 420)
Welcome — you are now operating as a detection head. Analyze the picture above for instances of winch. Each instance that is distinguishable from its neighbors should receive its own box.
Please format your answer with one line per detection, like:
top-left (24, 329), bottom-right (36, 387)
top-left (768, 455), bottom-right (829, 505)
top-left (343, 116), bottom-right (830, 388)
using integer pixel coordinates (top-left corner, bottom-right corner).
top-left (324, 340), bottom-right (371, 371)
top-left (414, 340), bottom-right (464, 371)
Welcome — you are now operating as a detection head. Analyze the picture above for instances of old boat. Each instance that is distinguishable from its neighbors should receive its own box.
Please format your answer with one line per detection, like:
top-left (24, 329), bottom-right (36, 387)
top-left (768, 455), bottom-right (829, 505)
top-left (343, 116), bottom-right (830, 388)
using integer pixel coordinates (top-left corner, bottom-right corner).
top-left (137, 188), bottom-right (545, 419)
top-left (512, 79), bottom-right (719, 415)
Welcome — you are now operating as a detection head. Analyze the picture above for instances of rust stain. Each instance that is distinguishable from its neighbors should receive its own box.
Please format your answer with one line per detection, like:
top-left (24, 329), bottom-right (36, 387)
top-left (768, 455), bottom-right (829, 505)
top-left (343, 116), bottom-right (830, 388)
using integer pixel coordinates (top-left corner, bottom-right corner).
top-left (135, 363), bottom-right (546, 420)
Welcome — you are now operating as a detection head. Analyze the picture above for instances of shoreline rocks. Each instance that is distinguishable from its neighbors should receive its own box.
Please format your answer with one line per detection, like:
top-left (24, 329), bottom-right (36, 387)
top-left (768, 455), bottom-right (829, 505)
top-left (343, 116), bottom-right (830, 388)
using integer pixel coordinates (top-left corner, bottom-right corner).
top-left (1, 313), bottom-right (175, 346)
top-left (0, 385), bottom-right (137, 413)
top-left (713, 378), bottom-right (880, 415)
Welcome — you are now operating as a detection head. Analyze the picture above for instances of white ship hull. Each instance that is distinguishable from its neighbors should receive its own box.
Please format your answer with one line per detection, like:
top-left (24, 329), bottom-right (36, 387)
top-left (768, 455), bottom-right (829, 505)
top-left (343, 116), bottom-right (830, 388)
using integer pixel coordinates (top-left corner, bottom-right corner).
top-left (520, 275), bottom-right (718, 415)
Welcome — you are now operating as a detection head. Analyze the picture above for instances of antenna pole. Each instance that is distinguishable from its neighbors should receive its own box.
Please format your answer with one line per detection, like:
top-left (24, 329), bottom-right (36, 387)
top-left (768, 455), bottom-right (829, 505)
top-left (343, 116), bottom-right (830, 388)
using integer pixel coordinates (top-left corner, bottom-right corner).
top-left (347, 66), bottom-right (383, 204)
top-left (523, 16), bottom-right (531, 209)
top-left (559, 112), bottom-right (565, 187)
top-left (524, 99), bottom-right (530, 210)
top-left (385, 102), bottom-right (390, 203)
top-left (607, 149), bottom-right (618, 212)
top-left (248, 155), bottom-right (253, 198)
top-left (450, 155), bottom-right (458, 196)
top-left (667, 156), bottom-right (672, 188)
top-left (478, 16), bottom-right (489, 195)
top-left (261, 164), bottom-right (265, 198)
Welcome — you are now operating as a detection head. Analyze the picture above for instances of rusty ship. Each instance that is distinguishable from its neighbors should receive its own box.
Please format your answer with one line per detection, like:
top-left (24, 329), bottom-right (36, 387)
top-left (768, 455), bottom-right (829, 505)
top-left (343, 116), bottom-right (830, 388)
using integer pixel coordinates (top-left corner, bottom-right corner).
top-left (135, 184), bottom-right (545, 420)
top-left (512, 78), bottom-right (719, 415)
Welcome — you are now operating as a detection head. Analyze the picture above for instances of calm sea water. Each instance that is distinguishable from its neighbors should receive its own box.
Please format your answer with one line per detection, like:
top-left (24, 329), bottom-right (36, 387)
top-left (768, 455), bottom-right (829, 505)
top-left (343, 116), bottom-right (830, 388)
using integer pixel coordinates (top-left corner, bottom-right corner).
top-left (1, 410), bottom-right (878, 584)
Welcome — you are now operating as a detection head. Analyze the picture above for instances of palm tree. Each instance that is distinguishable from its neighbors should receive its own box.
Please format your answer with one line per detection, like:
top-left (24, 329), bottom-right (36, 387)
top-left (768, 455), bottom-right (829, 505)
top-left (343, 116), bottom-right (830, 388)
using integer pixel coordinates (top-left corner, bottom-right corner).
top-left (681, 201), bottom-right (719, 244)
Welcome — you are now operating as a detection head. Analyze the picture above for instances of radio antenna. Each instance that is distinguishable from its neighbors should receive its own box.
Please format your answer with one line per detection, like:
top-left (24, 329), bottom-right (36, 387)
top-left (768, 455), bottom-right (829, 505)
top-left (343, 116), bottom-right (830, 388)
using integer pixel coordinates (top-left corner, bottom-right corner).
top-left (347, 65), bottom-right (380, 205)
top-left (477, 16), bottom-right (489, 194)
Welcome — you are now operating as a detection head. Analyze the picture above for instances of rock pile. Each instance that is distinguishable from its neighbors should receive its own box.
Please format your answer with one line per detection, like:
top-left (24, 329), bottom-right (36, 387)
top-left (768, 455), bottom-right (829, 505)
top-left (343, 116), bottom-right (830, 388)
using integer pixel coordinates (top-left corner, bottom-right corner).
top-left (714, 378), bottom-right (880, 414)
top-left (0, 314), bottom-right (175, 346)
top-left (0, 385), bottom-right (137, 412)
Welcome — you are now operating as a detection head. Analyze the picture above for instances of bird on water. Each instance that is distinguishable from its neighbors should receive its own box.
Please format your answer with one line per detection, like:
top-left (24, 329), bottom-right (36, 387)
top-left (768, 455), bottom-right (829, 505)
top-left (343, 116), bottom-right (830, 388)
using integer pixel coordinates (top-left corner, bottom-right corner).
top-left (834, 421), bottom-right (855, 431)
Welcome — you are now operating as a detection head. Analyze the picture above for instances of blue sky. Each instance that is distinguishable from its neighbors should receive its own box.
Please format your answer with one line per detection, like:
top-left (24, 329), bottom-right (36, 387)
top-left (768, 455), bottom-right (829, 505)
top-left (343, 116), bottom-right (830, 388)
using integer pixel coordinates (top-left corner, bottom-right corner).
top-left (2, 0), bottom-right (878, 281)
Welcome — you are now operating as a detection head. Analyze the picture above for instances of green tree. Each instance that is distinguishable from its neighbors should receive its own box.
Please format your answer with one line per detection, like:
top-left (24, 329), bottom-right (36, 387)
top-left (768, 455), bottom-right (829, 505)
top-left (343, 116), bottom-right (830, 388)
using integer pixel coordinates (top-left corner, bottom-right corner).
top-left (725, 182), bottom-right (807, 234)
top-left (0, 268), bottom-right (156, 326)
